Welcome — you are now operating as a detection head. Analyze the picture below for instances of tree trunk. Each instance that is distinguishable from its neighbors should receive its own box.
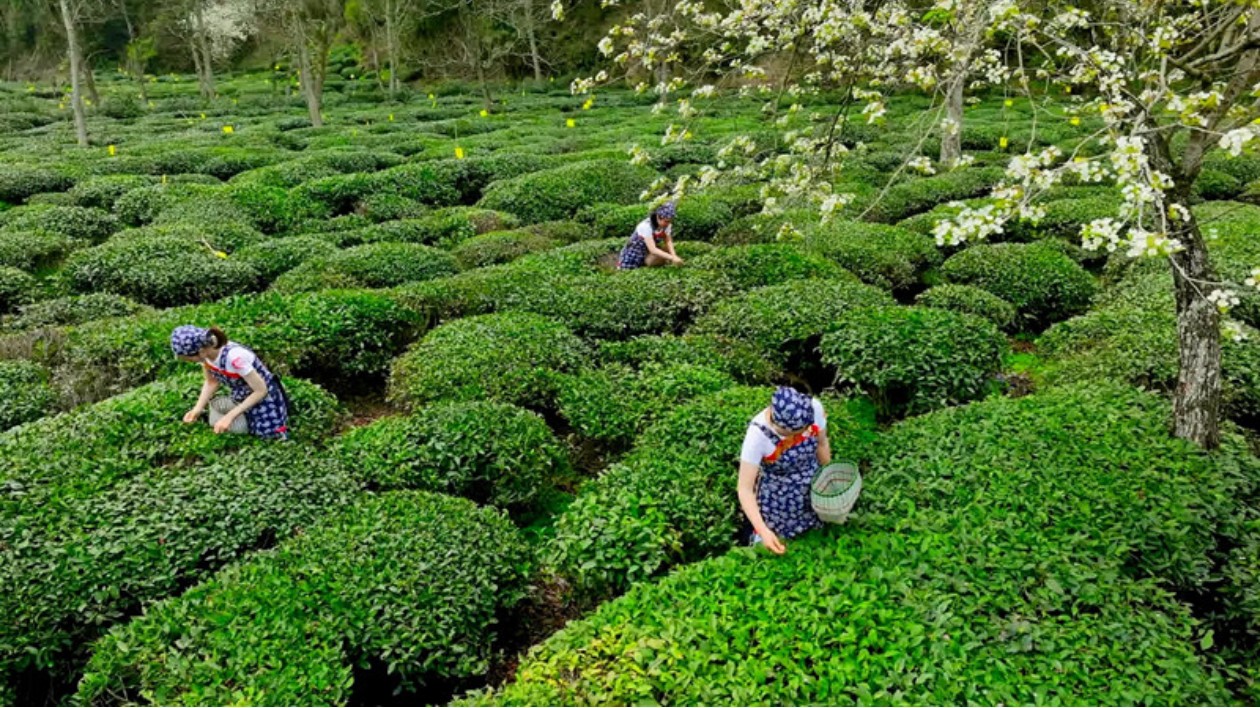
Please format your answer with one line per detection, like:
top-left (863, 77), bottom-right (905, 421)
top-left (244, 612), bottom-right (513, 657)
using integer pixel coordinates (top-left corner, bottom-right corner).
top-left (189, 37), bottom-right (206, 97)
top-left (193, 5), bottom-right (215, 100)
top-left (1171, 217), bottom-right (1222, 449)
top-left (58, 0), bottom-right (88, 146)
top-left (385, 0), bottom-right (400, 94)
top-left (940, 71), bottom-right (965, 166)
top-left (523, 0), bottom-right (542, 82)
top-left (469, 21), bottom-right (493, 110)
top-left (298, 39), bottom-right (323, 127)
top-left (82, 60), bottom-right (100, 106)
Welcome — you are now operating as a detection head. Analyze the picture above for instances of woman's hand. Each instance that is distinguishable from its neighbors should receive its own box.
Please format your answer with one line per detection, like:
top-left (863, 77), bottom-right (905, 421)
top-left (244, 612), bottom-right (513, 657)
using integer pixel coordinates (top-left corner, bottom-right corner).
top-left (183, 408), bottom-right (202, 424)
top-left (212, 415), bottom-right (236, 434)
top-left (759, 528), bottom-right (786, 555)
top-left (672, 255), bottom-right (685, 266)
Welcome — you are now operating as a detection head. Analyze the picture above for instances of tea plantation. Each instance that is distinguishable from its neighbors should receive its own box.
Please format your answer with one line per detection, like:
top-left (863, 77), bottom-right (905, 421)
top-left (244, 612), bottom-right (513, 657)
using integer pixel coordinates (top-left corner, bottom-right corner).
top-left (5, 69), bottom-right (1260, 708)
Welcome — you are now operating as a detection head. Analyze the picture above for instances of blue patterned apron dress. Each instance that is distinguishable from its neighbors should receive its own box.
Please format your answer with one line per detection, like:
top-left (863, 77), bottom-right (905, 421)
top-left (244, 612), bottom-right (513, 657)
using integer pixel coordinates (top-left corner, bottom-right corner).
top-left (617, 222), bottom-right (668, 270)
top-left (751, 421), bottom-right (823, 541)
top-left (204, 342), bottom-right (291, 440)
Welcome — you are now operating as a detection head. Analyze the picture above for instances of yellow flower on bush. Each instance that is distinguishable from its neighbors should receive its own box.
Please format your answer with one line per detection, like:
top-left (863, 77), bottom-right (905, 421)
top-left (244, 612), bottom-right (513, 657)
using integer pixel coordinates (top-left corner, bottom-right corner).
top-left (1004, 99), bottom-right (1013, 108)
top-left (480, 109), bottom-right (489, 118)
top-left (1069, 116), bottom-right (1081, 126)
top-left (582, 97), bottom-right (594, 110)
top-left (999, 136), bottom-right (1008, 149)
top-left (107, 145), bottom-right (117, 156)
top-left (222, 125), bottom-right (234, 134)
top-left (455, 146), bottom-right (465, 159)
top-left (566, 118), bottom-right (576, 128)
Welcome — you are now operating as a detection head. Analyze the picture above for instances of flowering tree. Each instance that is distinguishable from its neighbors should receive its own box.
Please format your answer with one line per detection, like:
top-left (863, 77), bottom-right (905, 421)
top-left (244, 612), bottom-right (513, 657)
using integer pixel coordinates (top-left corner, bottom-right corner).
top-left (931, 0), bottom-right (1260, 448)
top-left (567, 0), bottom-right (1260, 449)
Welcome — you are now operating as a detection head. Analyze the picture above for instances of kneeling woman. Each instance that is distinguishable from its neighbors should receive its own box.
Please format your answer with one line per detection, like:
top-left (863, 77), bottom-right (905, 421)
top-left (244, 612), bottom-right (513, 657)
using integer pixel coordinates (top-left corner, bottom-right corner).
top-left (171, 325), bottom-right (291, 439)
top-left (617, 201), bottom-right (683, 269)
top-left (737, 386), bottom-right (831, 555)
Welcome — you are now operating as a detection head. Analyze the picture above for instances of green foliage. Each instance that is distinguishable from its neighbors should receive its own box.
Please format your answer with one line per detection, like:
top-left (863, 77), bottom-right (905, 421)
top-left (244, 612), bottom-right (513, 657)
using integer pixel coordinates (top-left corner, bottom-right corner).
top-left (356, 192), bottom-right (428, 222)
top-left (0, 166), bottom-right (71, 203)
top-left (233, 236), bottom-right (339, 282)
top-left (1195, 169), bottom-right (1244, 200)
top-left (335, 401), bottom-right (569, 508)
top-left (941, 241), bottom-right (1096, 329)
top-left (690, 278), bottom-right (896, 366)
top-left (0, 360), bottom-right (56, 430)
top-left (0, 229), bottom-right (78, 272)
top-left (692, 243), bottom-right (853, 289)
top-left (1, 205), bottom-right (119, 243)
top-left (77, 491), bottom-right (530, 706)
top-left (481, 530), bottom-right (1227, 706)
top-left (0, 266), bottom-right (37, 314)
top-left (596, 334), bottom-right (779, 384)
top-left (915, 283), bottom-right (1018, 330)
top-left (577, 195), bottom-right (734, 242)
top-left (478, 159), bottom-right (659, 224)
top-left (557, 363), bottom-right (737, 446)
top-left (274, 242), bottom-right (458, 292)
top-left (68, 175), bottom-right (156, 210)
top-left (351, 207), bottom-right (520, 248)
top-left (819, 306), bottom-right (1007, 417)
top-left (2, 293), bottom-right (150, 331)
top-left (545, 388), bottom-right (877, 601)
top-left (0, 444), bottom-right (355, 692)
top-left (388, 311), bottom-right (588, 410)
top-left (859, 167), bottom-right (1005, 222)
top-left (61, 235), bottom-right (261, 308)
top-left (803, 220), bottom-right (942, 290)
top-left (451, 229), bottom-right (559, 269)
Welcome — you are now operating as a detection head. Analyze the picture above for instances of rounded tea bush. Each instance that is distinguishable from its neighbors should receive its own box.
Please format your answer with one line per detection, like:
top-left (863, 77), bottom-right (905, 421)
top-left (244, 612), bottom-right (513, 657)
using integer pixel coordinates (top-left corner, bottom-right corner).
top-left (819, 306), bottom-right (1007, 417)
top-left (3, 293), bottom-right (150, 331)
top-left (690, 278), bottom-right (895, 366)
top-left (233, 236), bottom-right (340, 282)
top-left (803, 220), bottom-right (941, 291)
top-left (0, 230), bottom-right (78, 272)
top-left (451, 229), bottom-right (558, 269)
top-left (61, 236), bottom-right (261, 308)
top-left (334, 400), bottom-right (569, 508)
top-left (0, 266), bottom-right (37, 314)
top-left (0, 360), bottom-right (57, 430)
top-left (1, 205), bottom-right (119, 243)
top-left (941, 241), bottom-right (1096, 329)
top-left (693, 243), bottom-right (855, 289)
top-left (326, 242), bottom-right (458, 288)
top-left (388, 311), bottom-right (588, 410)
top-left (0, 166), bottom-right (71, 203)
top-left (478, 159), bottom-right (658, 224)
top-left (915, 283), bottom-right (1018, 330)
top-left (68, 175), bottom-right (156, 210)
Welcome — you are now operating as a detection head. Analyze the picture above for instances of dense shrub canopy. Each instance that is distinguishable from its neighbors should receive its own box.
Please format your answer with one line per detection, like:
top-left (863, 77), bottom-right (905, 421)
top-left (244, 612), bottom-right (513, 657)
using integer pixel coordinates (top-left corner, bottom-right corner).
top-left (478, 159), bottom-right (659, 224)
top-left (941, 241), bottom-right (1096, 329)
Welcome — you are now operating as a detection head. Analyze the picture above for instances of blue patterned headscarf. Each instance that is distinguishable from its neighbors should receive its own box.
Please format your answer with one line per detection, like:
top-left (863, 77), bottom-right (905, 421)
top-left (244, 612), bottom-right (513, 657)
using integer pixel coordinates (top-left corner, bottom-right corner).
top-left (655, 201), bottom-right (677, 220)
top-left (771, 386), bottom-right (814, 430)
top-left (171, 325), bottom-right (213, 357)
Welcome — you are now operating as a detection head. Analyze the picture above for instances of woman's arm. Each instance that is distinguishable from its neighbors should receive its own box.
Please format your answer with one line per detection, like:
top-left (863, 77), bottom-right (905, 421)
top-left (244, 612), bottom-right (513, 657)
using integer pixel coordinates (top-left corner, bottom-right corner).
top-left (184, 367), bottom-right (220, 423)
top-left (662, 232), bottom-right (680, 259)
top-left (738, 460), bottom-right (785, 554)
top-left (816, 427), bottom-right (832, 466)
top-left (215, 371), bottom-right (269, 433)
top-left (643, 233), bottom-right (682, 264)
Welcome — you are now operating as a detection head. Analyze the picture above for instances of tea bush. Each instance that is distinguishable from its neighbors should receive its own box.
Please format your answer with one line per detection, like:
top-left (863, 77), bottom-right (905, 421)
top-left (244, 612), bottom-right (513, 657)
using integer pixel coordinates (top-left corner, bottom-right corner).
top-left (2, 293), bottom-right (149, 331)
top-left (803, 220), bottom-right (941, 291)
top-left (480, 530), bottom-right (1228, 706)
top-left (0, 444), bottom-right (356, 696)
top-left (0, 229), bottom-right (78, 272)
top-left (356, 193), bottom-right (428, 222)
top-left (451, 229), bottom-right (558, 269)
top-left (859, 166), bottom-right (1004, 222)
top-left (577, 195), bottom-right (734, 242)
top-left (351, 207), bottom-right (519, 248)
top-left (67, 175), bottom-right (156, 210)
top-left (77, 491), bottom-right (530, 706)
top-left (0, 166), bottom-right (71, 203)
top-left (690, 278), bottom-right (896, 366)
top-left (557, 363), bottom-right (737, 446)
top-left (1, 205), bottom-right (120, 243)
top-left (111, 221), bottom-right (267, 253)
top-left (61, 235), bottom-right (261, 307)
top-left (388, 311), bottom-right (588, 410)
top-left (334, 400), bottom-right (569, 508)
top-left (478, 159), bottom-right (658, 223)
top-left (692, 243), bottom-right (853, 289)
top-left (595, 334), bottom-right (779, 384)
top-left (941, 241), bottom-right (1096, 329)
top-left (0, 266), bottom-right (37, 314)
top-left (819, 306), bottom-right (1007, 417)
top-left (914, 283), bottom-right (1018, 330)
top-left (0, 359), bottom-right (56, 430)
top-left (274, 242), bottom-right (457, 292)
top-left (233, 236), bottom-right (339, 281)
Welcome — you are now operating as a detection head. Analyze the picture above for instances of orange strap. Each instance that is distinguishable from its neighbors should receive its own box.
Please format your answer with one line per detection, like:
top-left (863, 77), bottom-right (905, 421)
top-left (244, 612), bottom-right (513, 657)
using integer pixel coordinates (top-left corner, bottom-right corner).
top-left (202, 361), bottom-right (241, 380)
top-left (763, 424), bottom-right (820, 464)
